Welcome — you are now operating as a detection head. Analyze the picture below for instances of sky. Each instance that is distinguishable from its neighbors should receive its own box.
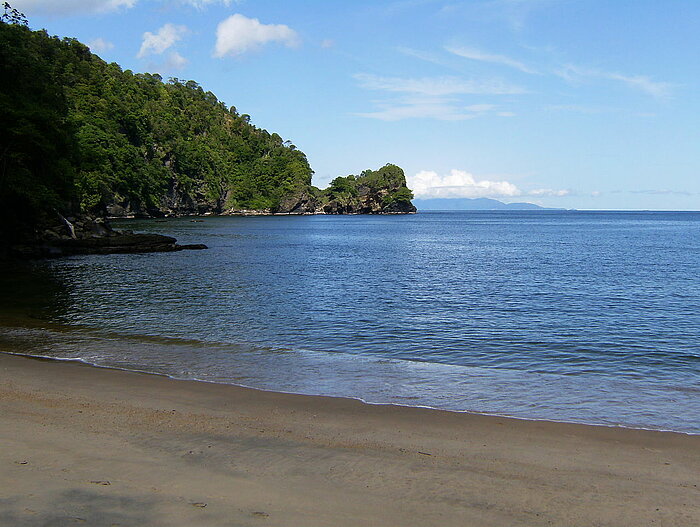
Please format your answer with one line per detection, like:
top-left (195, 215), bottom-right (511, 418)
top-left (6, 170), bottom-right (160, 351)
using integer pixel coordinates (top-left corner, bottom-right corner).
top-left (11, 0), bottom-right (700, 210)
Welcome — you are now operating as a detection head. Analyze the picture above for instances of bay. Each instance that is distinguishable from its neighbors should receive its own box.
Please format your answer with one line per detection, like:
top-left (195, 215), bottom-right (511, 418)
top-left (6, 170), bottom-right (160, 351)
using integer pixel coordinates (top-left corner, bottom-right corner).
top-left (1, 211), bottom-right (698, 433)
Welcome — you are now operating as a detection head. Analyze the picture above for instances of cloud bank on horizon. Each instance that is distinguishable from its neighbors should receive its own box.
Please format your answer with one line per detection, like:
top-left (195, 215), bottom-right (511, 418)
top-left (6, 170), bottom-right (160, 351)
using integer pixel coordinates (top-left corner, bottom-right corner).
top-left (7, 0), bottom-right (699, 210)
top-left (408, 170), bottom-right (569, 200)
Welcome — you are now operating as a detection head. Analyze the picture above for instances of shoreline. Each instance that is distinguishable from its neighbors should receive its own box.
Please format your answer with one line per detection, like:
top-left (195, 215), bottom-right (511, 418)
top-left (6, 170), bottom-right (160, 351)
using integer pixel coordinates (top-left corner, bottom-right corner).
top-left (107, 210), bottom-right (419, 220)
top-left (1, 351), bottom-right (698, 526)
top-left (4, 349), bottom-right (698, 438)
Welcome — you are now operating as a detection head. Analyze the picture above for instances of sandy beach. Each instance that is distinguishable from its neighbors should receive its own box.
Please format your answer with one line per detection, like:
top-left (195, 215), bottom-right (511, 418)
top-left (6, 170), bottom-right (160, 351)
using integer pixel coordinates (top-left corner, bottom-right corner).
top-left (0, 352), bottom-right (698, 527)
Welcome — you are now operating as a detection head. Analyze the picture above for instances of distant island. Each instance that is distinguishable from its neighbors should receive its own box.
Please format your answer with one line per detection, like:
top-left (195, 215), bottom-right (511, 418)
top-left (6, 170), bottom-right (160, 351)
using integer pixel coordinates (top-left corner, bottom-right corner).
top-left (0, 15), bottom-right (415, 256)
top-left (413, 198), bottom-right (563, 211)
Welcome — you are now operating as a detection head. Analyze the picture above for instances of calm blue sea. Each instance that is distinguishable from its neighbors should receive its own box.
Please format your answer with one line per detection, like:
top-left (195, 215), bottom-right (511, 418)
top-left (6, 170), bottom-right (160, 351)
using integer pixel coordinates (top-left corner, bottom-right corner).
top-left (1, 211), bottom-right (699, 433)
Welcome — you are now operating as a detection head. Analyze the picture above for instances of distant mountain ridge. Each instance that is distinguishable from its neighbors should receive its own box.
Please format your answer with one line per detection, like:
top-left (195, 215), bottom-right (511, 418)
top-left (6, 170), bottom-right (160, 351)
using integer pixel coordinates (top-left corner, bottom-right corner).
top-left (414, 198), bottom-right (558, 211)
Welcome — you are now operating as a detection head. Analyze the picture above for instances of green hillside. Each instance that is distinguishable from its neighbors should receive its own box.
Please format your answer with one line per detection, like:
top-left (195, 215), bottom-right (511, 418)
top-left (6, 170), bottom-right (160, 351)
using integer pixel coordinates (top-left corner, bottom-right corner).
top-left (0, 14), bottom-right (414, 245)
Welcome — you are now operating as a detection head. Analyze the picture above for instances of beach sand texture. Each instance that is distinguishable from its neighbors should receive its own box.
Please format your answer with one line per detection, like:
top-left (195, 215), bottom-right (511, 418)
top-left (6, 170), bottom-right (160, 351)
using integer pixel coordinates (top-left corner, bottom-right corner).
top-left (0, 352), bottom-right (698, 527)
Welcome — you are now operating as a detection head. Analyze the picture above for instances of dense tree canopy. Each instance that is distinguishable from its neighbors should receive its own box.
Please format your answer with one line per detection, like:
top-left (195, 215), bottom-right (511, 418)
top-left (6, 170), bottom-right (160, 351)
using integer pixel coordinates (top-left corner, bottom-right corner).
top-left (0, 14), bottom-right (415, 243)
top-left (324, 164), bottom-right (415, 209)
top-left (0, 18), bottom-right (313, 239)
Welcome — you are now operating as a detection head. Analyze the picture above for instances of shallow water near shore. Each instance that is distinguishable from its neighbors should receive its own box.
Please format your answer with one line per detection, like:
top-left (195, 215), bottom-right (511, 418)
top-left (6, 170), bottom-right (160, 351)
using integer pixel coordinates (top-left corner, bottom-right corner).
top-left (1, 211), bottom-right (699, 433)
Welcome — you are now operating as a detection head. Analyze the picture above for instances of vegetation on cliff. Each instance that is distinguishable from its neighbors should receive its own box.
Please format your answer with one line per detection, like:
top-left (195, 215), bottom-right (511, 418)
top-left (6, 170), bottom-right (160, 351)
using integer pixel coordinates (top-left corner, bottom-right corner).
top-left (0, 12), bottom-right (415, 245)
top-left (318, 164), bottom-right (416, 214)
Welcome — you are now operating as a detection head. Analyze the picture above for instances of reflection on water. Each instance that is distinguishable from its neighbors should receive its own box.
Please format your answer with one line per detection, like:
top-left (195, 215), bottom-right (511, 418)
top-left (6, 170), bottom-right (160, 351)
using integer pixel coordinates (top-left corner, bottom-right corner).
top-left (0, 211), bottom-right (699, 433)
top-left (0, 261), bottom-right (73, 323)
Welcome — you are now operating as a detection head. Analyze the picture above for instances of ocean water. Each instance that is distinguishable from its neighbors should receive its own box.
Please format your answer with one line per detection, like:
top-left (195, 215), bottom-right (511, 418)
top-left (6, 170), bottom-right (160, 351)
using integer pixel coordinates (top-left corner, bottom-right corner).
top-left (1, 211), bottom-right (698, 433)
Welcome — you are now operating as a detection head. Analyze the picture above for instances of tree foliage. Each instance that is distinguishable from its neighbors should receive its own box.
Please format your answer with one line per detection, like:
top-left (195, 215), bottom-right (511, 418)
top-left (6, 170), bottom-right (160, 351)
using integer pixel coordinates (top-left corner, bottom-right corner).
top-left (324, 164), bottom-right (414, 205)
top-left (0, 17), bottom-right (313, 240)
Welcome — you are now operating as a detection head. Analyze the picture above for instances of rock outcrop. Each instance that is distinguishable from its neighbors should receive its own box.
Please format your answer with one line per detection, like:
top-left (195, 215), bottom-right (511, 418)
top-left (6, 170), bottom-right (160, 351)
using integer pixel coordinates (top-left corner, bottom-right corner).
top-left (313, 164), bottom-right (417, 215)
top-left (7, 214), bottom-right (207, 259)
top-left (100, 165), bottom-right (416, 218)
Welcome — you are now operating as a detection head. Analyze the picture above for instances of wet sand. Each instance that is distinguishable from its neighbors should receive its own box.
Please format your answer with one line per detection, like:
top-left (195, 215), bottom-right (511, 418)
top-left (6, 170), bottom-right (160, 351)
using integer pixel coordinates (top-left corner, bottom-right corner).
top-left (0, 352), bottom-right (698, 526)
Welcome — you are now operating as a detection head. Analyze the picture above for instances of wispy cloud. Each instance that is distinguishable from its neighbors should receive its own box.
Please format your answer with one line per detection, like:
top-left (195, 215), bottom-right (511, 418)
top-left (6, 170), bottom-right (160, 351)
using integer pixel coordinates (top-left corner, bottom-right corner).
top-left (13, 0), bottom-right (136, 16)
top-left (396, 46), bottom-right (457, 69)
top-left (178, 0), bottom-right (236, 7)
top-left (627, 189), bottom-right (695, 196)
top-left (528, 188), bottom-right (570, 197)
top-left (356, 98), bottom-right (477, 121)
top-left (371, 0), bottom-right (446, 17)
top-left (484, 0), bottom-right (557, 31)
top-left (557, 64), bottom-right (674, 99)
top-left (354, 74), bottom-right (522, 121)
top-left (354, 73), bottom-right (525, 96)
top-left (439, 0), bottom-right (556, 31)
top-left (356, 98), bottom-right (509, 121)
top-left (164, 51), bottom-right (188, 71)
top-left (88, 37), bottom-right (114, 53)
top-left (446, 45), bottom-right (536, 73)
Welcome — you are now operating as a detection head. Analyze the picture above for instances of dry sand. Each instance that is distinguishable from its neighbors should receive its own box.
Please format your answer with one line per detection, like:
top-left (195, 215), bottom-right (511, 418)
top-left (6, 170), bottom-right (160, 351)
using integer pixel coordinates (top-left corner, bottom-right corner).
top-left (0, 352), bottom-right (698, 527)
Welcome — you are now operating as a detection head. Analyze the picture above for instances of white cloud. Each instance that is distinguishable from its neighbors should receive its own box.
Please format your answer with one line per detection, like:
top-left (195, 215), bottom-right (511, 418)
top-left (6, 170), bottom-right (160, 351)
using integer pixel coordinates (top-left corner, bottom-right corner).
top-left (408, 169), bottom-right (569, 199)
top-left (355, 74), bottom-right (520, 121)
top-left (408, 170), bottom-right (522, 199)
top-left (88, 37), bottom-right (114, 52)
top-left (446, 45), bottom-right (536, 74)
top-left (528, 188), bottom-right (570, 197)
top-left (145, 51), bottom-right (189, 75)
top-left (354, 73), bottom-right (525, 96)
top-left (604, 72), bottom-right (673, 99)
top-left (214, 14), bottom-right (299, 58)
top-left (164, 51), bottom-right (189, 70)
top-left (557, 64), bottom-right (673, 99)
top-left (438, 0), bottom-right (554, 31)
top-left (320, 39), bottom-right (335, 49)
top-left (464, 104), bottom-right (497, 112)
top-left (138, 23), bottom-right (188, 58)
top-left (357, 97), bottom-right (513, 121)
top-left (179, 0), bottom-right (234, 7)
top-left (396, 46), bottom-right (456, 69)
top-left (357, 97), bottom-right (479, 121)
top-left (13, 0), bottom-right (136, 15)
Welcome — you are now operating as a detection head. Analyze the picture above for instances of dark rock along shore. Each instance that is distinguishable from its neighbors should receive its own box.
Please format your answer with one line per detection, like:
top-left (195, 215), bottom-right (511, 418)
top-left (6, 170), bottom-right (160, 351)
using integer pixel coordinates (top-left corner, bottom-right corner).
top-left (104, 178), bottom-right (417, 218)
top-left (8, 215), bottom-right (207, 259)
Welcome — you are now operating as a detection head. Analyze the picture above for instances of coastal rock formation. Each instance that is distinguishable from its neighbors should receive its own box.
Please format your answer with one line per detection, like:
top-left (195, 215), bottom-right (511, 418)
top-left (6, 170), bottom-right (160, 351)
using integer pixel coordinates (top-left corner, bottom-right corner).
top-left (0, 20), bottom-right (415, 258)
top-left (105, 179), bottom-right (228, 218)
top-left (8, 214), bottom-right (207, 259)
top-left (315, 164), bottom-right (417, 215)
top-left (274, 187), bottom-right (320, 214)
top-left (101, 164), bottom-right (417, 217)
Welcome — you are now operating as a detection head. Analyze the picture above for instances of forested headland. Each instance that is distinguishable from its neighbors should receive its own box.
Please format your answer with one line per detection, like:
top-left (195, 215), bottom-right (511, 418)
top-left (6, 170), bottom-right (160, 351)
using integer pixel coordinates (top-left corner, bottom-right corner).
top-left (0, 11), bottom-right (415, 248)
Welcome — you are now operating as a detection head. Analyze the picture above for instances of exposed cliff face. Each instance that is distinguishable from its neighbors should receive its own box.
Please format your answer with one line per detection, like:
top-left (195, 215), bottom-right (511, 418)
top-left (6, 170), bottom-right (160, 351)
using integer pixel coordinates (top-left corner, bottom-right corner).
top-left (382, 200), bottom-right (418, 214)
top-left (250, 164), bottom-right (417, 215)
top-left (314, 163), bottom-right (417, 215)
top-left (318, 184), bottom-right (414, 215)
top-left (0, 21), bottom-right (415, 256)
top-left (105, 178), bottom-right (227, 218)
top-left (274, 187), bottom-right (320, 214)
top-left (101, 164), bottom-right (417, 217)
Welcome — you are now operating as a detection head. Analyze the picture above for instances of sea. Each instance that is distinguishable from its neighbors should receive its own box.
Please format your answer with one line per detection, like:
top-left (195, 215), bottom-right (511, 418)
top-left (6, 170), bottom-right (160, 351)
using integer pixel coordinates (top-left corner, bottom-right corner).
top-left (1, 211), bottom-right (698, 434)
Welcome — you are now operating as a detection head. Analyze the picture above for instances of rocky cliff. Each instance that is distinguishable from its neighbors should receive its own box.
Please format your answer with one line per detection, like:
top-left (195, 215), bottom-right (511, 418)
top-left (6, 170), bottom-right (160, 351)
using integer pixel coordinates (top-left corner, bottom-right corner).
top-left (0, 19), bottom-right (414, 258)
top-left (102, 164), bottom-right (417, 217)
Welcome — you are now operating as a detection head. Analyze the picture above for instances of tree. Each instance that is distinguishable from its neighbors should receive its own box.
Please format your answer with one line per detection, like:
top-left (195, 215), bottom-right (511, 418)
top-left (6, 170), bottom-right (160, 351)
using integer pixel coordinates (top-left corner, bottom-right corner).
top-left (1, 3), bottom-right (27, 26)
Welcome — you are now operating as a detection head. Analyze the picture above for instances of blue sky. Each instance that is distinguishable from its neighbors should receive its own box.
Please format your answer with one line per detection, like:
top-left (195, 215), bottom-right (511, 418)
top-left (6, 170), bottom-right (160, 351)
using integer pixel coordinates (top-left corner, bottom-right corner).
top-left (12, 0), bottom-right (700, 210)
